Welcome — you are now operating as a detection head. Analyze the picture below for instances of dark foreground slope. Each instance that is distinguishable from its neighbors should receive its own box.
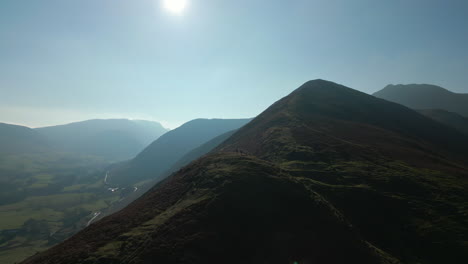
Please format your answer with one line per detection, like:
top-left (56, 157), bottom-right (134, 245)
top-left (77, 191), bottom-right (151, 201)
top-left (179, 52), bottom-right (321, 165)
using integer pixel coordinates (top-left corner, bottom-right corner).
top-left (23, 80), bottom-right (468, 264)
top-left (373, 84), bottom-right (468, 117)
top-left (23, 154), bottom-right (396, 264)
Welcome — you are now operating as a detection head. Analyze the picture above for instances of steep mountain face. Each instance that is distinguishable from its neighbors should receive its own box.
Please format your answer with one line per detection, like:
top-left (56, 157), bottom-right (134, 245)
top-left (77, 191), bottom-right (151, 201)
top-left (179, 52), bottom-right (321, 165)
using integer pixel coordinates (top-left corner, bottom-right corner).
top-left (36, 119), bottom-right (168, 161)
top-left (418, 109), bottom-right (468, 135)
top-left (373, 84), bottom-right (468, 117)
top-left (107, 119), bottom-right (251, 186)
top-left (23, 80), bottom-right (468, 264)
top-left (0, 123), bottom-right (49, 154)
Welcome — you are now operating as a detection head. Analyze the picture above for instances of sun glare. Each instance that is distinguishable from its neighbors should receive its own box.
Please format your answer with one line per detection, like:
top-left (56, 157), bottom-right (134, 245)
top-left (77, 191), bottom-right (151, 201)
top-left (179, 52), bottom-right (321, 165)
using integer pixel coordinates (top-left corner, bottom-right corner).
top-left (163, 0), bottom-right (188, 15)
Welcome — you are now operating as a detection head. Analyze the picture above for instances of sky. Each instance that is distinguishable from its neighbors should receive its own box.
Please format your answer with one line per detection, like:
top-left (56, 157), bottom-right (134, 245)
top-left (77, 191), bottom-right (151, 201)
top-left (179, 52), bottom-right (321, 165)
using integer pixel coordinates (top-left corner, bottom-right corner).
top-left (1, 0), bottom-right (467, 129)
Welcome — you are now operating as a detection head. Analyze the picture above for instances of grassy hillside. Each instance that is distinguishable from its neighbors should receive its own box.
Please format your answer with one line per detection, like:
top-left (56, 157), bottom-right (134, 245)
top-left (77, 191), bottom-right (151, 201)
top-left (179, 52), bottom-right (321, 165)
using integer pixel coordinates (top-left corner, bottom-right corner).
top-left (21, 154), bottom-right (400, 264)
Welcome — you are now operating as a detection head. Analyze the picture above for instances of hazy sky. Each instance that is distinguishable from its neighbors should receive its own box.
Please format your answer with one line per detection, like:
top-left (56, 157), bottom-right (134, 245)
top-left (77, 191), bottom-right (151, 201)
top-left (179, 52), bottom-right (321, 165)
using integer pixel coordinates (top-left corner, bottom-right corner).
top-left (1, 0), bottom-right (467, 128)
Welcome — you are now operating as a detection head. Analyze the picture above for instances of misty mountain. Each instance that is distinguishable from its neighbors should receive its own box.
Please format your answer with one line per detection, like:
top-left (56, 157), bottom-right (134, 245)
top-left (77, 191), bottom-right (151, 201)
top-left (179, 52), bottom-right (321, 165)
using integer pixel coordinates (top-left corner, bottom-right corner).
top-left (168, 129), bottom-right (238, 173)
top-left (373, 84), bottom-right (468, 117)
top-left (417, 109), bottom-right (468, 135)
top-left (107, 119), bottom-right (251, 186)
top-left (0, 123), bottom-right (50, 154)
top-left (24, 80), bottom-right (468, 264)
top-left (36, 119), bottom-right (168, 161)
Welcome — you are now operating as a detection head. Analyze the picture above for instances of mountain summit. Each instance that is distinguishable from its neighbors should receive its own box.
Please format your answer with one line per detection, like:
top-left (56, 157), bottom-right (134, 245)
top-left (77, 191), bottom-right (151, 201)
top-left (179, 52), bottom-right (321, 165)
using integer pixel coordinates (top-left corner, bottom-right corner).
top-left (23, 80), bottom-right (468, 264)
top-left (219, 80), bottom-right (468, 164)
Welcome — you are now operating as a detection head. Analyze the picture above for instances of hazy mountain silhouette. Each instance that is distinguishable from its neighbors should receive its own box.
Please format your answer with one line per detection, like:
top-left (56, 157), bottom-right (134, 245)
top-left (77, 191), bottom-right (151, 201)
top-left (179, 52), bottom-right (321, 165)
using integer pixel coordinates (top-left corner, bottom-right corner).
top-left (168, 129), bottom-right (238, 173)
top-left (23, 80), bottom-right (468, 264)
top-left (418, 109), bottom-right (468, 135)
top-left (0, 123), bottom-right (50, 154)
top-left (373, 84), bottom-right (468, 117)
top-left (107, 119), bottom-right (251, 186)
top-left (36, 119), bottom-right (168, 161)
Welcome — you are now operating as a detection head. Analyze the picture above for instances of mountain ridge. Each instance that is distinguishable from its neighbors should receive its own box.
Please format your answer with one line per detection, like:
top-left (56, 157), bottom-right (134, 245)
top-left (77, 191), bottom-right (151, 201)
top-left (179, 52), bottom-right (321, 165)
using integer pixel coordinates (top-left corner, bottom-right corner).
top-left (219, 80), bottom-right (468, 168)
top-left (35, 119), bottom-right (168, 161)
top-left (0, 123), bottom-right (50, 154)
top-left (373, 83), bottom-right (468, 117)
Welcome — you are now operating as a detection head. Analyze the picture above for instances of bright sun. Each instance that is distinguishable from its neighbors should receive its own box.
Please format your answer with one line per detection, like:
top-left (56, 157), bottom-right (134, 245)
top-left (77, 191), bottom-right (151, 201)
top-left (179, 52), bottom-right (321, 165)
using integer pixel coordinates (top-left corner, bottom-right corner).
top-left (163, 0), bottom-right (188, 15)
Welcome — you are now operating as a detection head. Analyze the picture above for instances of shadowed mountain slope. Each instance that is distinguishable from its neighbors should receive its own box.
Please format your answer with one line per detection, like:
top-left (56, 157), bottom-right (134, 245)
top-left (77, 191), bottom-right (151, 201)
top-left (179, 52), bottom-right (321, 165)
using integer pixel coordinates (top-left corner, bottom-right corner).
top-left (373, 84), bottom-right (468, 117)
top-left (168, 129), bottom-right (238, 174)
top-left (107, 119), bottom-right (251, 186)
top-left (418, 109), bottom-right (468, 135)
top-left (23, 80), bottom-right (468, 264)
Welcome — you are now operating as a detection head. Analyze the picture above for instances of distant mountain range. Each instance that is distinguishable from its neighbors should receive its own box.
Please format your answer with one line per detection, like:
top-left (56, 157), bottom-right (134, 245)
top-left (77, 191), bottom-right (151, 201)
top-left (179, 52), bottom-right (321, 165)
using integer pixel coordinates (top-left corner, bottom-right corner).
top-left (374, 84), bottom-right (468, 117)
top-left (0, 119), bottom-right (168, 161)
top-left (24, 80), bottom-right (468, 264)
top-left (35, 119), bottom-right (168, 161)
top-left (0, 123), bottom-right (49, 154)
